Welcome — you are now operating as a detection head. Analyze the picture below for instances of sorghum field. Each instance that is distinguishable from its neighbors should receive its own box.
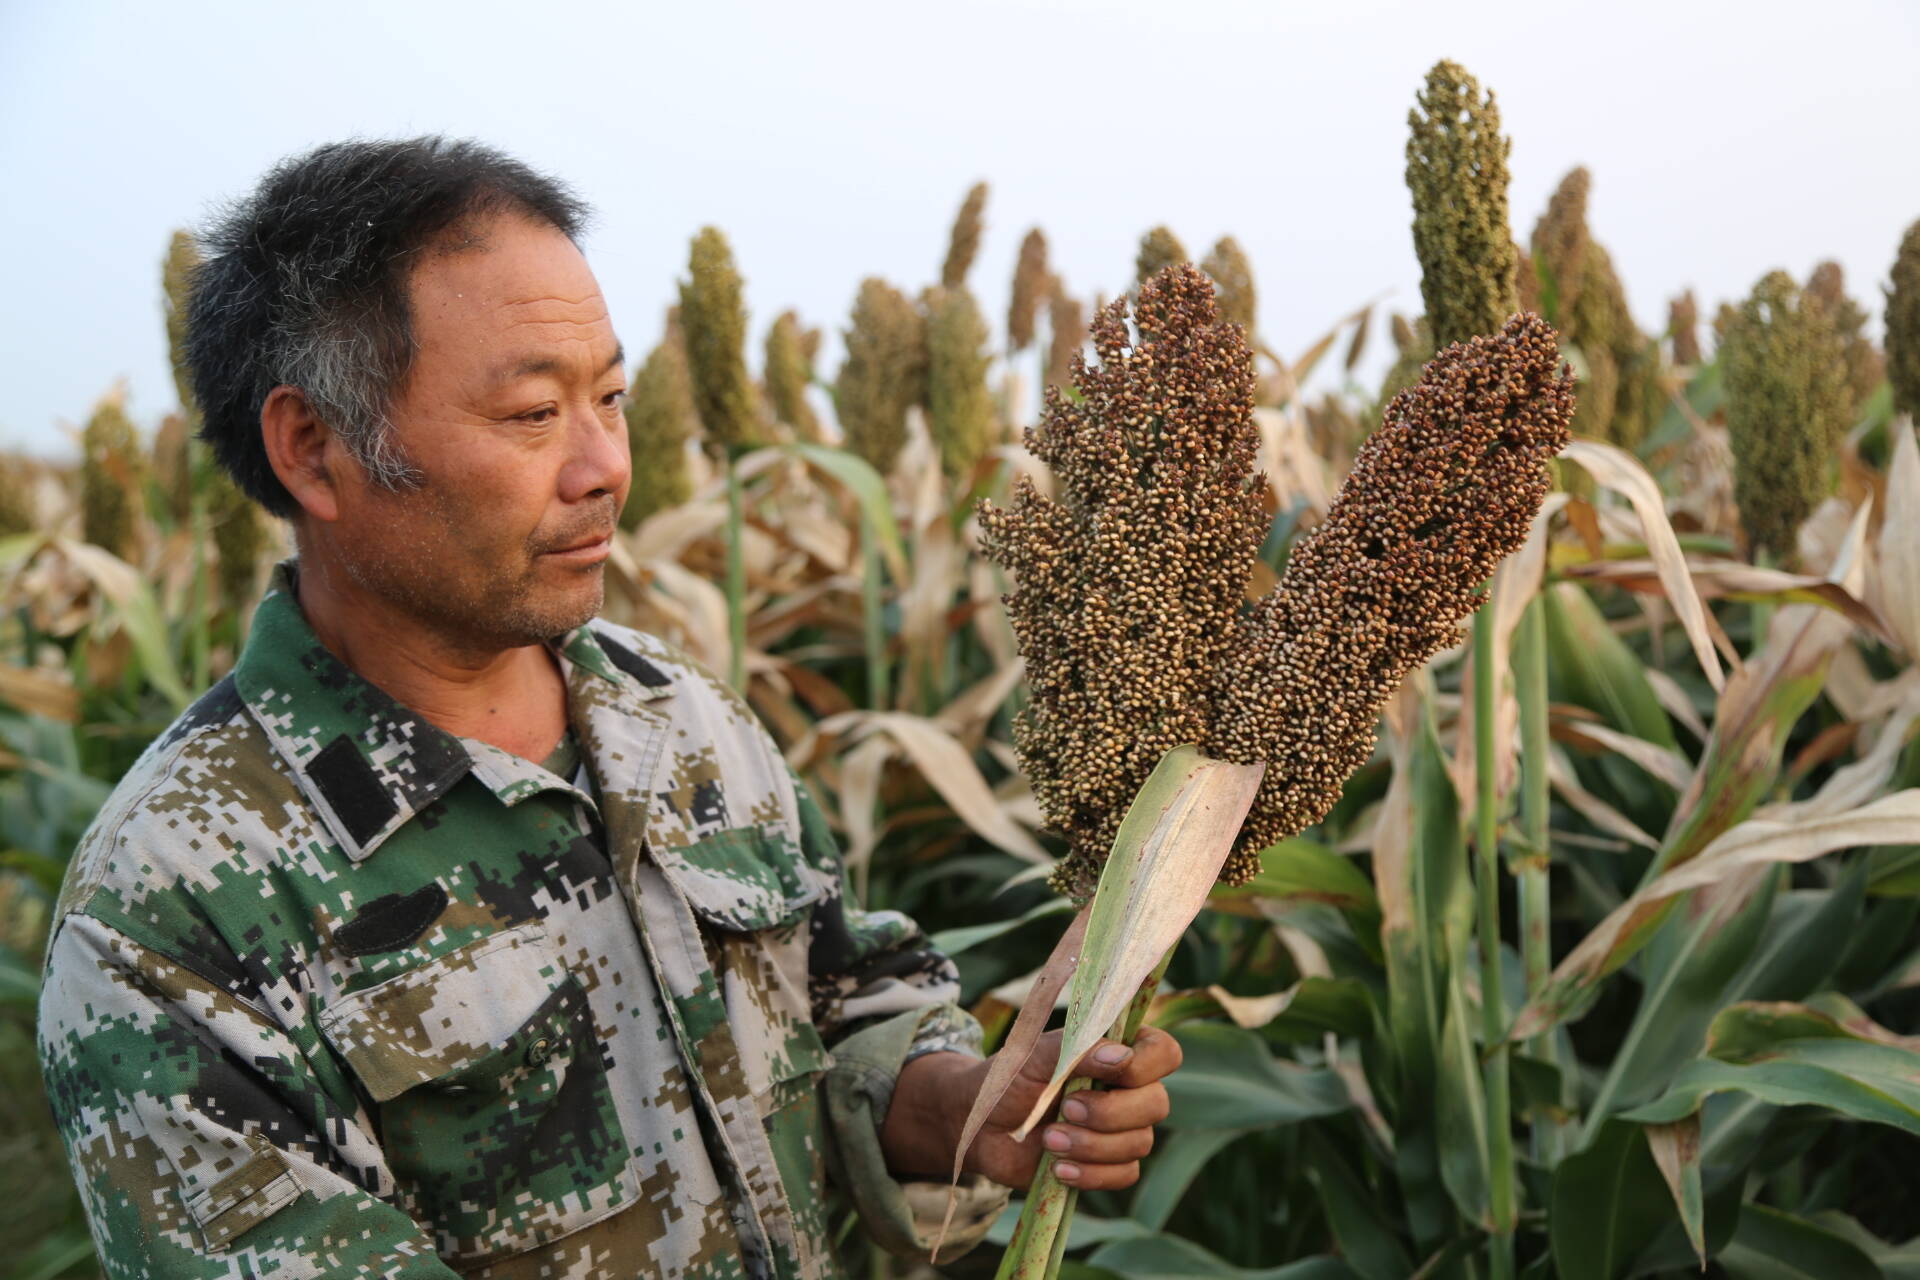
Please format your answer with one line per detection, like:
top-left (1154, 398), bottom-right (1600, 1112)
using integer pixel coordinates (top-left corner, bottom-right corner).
top-left (7, 59), bottom-right (1920, 1279)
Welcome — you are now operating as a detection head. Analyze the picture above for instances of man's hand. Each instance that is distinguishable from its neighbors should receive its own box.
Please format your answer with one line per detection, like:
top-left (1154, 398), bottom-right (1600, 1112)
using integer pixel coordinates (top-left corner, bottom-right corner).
top-left (881, 1027), bottom-right (1183, 1192)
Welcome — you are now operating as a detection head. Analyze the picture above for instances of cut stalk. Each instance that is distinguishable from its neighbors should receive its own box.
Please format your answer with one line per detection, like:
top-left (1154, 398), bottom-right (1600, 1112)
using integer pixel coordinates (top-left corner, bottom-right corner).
top-left (1472, 600), bottom-right (1515, 1280)
top-left (993, 950), bottom-right (1175, 1279)
top-left (725, 456), bottom-right (747, 692)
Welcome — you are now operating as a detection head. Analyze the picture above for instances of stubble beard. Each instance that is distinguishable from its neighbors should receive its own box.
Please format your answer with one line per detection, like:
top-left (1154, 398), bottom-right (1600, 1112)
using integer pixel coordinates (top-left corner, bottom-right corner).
top-left (343, 482), bottom-right (609, 654)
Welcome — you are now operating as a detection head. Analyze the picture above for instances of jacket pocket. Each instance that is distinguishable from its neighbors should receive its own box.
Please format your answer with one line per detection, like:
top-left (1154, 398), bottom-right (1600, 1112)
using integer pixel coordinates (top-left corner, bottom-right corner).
top-left (317, 922), bottom-right (643, 1265)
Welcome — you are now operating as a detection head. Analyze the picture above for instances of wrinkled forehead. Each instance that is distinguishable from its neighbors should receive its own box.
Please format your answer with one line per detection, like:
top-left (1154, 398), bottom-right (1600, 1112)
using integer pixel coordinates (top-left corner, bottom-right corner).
top-left (405, 212), bottom-right (612, 366)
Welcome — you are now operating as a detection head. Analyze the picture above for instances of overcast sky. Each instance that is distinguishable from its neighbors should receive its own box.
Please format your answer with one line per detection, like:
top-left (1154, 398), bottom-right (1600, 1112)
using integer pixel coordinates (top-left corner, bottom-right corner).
top-left (3, 0), bottom-right (1916, 457)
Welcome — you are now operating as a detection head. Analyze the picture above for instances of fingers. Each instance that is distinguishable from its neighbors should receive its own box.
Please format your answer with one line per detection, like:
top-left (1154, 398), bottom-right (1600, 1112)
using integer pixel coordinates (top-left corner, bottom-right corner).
top-left (1042, 1120), bottom-right (1154, 1167)
top-left (1067, 1026), bottom-right (1185, 1089)
top-left (1051, 1157), bottom-right (1142, 1191)
top-left (1059, 1080), bottom-right (1169, 1131)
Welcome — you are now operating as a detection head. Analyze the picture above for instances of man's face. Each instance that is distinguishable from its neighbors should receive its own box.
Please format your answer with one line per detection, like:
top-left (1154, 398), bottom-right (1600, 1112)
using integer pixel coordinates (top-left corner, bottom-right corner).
top-left (329, 211), bottom-right (631, 650)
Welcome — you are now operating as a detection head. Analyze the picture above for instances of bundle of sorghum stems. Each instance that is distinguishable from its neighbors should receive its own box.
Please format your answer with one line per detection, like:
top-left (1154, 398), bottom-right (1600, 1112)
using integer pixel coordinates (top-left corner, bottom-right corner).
top-left (983, 264), bottom-right (1573, 902)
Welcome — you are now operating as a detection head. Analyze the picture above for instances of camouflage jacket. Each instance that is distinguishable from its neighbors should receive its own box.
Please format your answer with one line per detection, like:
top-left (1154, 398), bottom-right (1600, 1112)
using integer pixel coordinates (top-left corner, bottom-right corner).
top-left (38, 562), bottom-right (1009, 1279)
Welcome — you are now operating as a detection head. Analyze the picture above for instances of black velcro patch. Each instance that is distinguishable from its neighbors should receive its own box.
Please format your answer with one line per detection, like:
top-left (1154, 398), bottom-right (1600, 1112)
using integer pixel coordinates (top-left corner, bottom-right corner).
top-left (598, 636), bottom-right (672, 688)
top-left (335, 884), bottom-right (449, 957)
top-left (307, 735), bottom-right (399, 847)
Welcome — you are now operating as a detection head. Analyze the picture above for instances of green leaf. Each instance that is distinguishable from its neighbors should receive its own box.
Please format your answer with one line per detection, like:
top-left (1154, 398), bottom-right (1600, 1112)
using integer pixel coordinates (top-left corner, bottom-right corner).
top-left (1086, 1233), bottom-right (1360, 1279)
top-left (1625, 1037), bottom-right (1920, 1137)
top-left (1716, 1204), bottom-right (1881, 1280)
top-left (1206, 838), bottom-right (1380, 922)
top-left (1542, 582), bottom-right (1677, 749)
top-left (1301, 1128), bottom-right (1414, 1280)
top-left (1012, 747), bottom-right (1267, 1138)
top-left (929, 898), bottom-right (1073, 956)
top-left (1549, 1120), bottom-right (1678, 1280)
top-left (1583, 863), bottom-right (1778, 1123)
top-left (1130, 1129), bottom-right (1241, 1231)
top-left (1161, 1022), bottom-right (1350, 1131)
top-left (1730, 864), bottom-right (1870, 1002)
top-left (0, 943), bottom-right (41, 1010)
top-left (1434, 976), bottom-right (1490, 1229)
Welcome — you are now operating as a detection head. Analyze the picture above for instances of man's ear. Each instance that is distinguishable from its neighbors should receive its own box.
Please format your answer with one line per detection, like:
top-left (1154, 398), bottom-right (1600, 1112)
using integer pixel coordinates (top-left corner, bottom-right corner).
top-left (260, 385), bottom-right (342, 523)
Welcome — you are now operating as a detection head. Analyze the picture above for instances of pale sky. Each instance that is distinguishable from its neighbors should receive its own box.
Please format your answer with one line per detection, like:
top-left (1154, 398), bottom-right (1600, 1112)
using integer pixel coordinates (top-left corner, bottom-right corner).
top-left (3, 0), bottom-right (1917, 456)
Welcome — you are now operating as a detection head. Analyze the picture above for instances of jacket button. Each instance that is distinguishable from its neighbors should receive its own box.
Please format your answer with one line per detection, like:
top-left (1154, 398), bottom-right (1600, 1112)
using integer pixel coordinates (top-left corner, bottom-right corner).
top-left (527, 1037), bottom-right (555, 1067)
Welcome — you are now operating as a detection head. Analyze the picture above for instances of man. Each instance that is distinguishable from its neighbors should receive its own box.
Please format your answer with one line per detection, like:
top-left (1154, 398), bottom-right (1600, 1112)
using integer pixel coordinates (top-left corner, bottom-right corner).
top-left (37, 138), bottom-right (1181, 1279)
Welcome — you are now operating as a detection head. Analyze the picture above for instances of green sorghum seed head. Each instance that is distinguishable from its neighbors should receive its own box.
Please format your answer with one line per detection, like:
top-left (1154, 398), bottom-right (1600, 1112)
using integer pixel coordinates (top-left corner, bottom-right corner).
top-left (1722, 269), bottom-right (1854, 561)
top-left (941, 182), bottom-right (988, 290)
top-left (835, 277), bottom-right (926, 474)
top-left (1201, 236), bottom-right (1257, 336)
top-left (678, 227), bottom-right (762, 454)
top-left (1889, 220), bottom-right (1920, 419)
top-left (1008, 228), bottom-right (1050, 351)
top-left (764, 310), bottom-right (825, 443)
top-left (923, 285), bottom-right (997, 479)
top-left (1406, 60), bottom-right (1519, 348)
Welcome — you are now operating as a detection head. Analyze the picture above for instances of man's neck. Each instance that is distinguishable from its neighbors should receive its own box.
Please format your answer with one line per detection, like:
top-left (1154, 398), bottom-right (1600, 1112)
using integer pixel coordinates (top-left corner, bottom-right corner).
top-left (292, 553), bottom-right (569, 762)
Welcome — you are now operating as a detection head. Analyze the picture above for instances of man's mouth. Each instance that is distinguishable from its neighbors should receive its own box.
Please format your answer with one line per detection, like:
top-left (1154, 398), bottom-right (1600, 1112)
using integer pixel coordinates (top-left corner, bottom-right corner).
top-left (542, 532), bottom-right (614, 563)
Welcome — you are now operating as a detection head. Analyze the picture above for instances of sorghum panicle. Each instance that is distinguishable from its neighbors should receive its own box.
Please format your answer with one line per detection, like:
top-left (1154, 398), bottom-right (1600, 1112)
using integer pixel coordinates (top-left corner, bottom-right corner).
top-left (981, 266), bottom-right (1264, 898)
top-left (1135, 227), bottom-right (1190, 288)
top-left (1008, 229), bottom-right (1050, 351)
top-left (924, 286), bottom-right (997, 479)
top-left (81, 393), bottom-right (144, 561)
top-left (1201, 236), bottom-right (1257, 337)
top-left (941, 182), bottom-right (988, 290)
top-left (1406, 60), bottom-right (1519, 349)
top-left (1210, 315), bottom-right (1573, 879)
top-left (1806, 260), bottom-right (1885, 415)
top-left (764, 310), bottom-right (825, 444)
top-left (679, 227), bottom-right (762, 454)
top-left (1889, 220), bottom-right (1920, 419)
top-left (835, 278), bottom-right (926, 474)
top-left (621, 316), bottom-right (699, 530)
top-left (1044, 286), bottom-right (1087, 395)
top-left (1722, 270), bottom-right (1853, 561)
top-left (1670, 291), bottom-right (1701, 366)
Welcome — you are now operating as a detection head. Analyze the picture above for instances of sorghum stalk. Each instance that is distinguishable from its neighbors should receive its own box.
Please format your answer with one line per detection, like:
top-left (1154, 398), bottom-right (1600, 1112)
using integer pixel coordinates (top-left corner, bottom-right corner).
top-left (1514, 596), bottom-right (1561, 1159)
top-left (1473, 602), bottom-right (1516, 1277)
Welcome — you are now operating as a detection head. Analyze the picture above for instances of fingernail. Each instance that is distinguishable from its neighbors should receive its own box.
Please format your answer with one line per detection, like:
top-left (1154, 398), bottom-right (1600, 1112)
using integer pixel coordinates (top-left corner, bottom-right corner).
top-left (1044, 1128), bottom-right (1072, 1152)
top-left (1095, 1043), bottom-right (1131, 1065)
top-left (1055, 1162), bottom-right (1082, 1182)
top-left (1062, 1098), bottom-right (1089, 1123)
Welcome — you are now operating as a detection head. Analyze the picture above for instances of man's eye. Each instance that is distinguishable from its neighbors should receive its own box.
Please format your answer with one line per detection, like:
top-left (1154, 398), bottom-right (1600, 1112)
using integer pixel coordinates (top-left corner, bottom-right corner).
top-left (519, 407), bottom-right (557, 424)
top-left (600, 389), bottom-right (628, 409)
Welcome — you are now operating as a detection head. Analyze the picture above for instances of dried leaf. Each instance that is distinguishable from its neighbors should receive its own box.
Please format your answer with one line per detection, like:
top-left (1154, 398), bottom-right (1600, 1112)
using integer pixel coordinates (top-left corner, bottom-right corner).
top-left (1560, 440), bottom-right (1725, 692)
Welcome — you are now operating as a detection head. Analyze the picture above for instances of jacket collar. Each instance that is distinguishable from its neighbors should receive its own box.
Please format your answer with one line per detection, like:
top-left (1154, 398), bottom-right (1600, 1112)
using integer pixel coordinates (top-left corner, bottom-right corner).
top-left (234, 559), bottom-right (668, 862)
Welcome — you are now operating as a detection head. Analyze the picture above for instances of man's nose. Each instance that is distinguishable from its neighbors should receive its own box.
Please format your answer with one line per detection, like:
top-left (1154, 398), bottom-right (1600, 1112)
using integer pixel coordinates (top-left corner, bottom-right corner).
top-left (559, 399), bottom-right (631, 505)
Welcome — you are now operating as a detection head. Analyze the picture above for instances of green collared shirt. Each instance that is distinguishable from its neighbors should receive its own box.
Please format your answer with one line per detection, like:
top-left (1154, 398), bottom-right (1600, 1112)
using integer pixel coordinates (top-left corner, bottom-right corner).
top-left (38, 562), bottom-right (1008, 1279)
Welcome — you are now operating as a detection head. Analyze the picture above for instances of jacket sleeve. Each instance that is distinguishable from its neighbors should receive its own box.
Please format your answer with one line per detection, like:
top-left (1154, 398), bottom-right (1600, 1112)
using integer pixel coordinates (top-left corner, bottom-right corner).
top-left (37, 911), bottom-right (460, 1280)
top-left (790, 772), bottom-right (1012, 1262)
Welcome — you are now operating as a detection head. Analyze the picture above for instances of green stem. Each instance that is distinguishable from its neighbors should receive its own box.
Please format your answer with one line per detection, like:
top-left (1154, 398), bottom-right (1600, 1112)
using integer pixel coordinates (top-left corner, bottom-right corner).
top-left (1750, 546), bottom-right (1774, 657)
top-left (1472, 601), bottom-right (1515, 1280)
top-left (1513, 596), bottom-right (1562, 1162)
top-left (725, 457), bottom-right (747, 692)
top-left (862, 510), bottom-right (889, 710)
top-left (994, 949), bottom-right (1177, 1279)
